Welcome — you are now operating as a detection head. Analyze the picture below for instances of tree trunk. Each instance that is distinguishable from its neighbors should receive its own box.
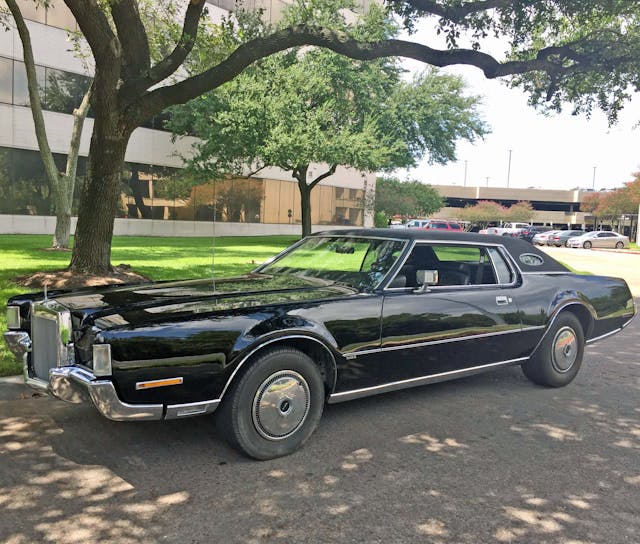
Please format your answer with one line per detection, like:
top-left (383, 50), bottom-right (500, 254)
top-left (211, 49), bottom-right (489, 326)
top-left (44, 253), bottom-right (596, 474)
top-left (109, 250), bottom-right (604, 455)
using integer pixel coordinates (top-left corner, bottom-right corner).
top-left (299, 181), bottom-right (312, 237)
top-left (293, 165), bottom-right (312, 237)
top-left (69, 126), bottom-right (129, 274)
top-left (52, 174), bottom-right (73, 248)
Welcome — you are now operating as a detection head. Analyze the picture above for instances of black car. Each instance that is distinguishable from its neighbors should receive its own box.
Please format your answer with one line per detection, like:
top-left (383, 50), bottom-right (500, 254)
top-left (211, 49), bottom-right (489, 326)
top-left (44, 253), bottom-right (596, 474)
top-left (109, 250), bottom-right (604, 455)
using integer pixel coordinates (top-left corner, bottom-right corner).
top-left (4, 230), bottom-right (636, 459)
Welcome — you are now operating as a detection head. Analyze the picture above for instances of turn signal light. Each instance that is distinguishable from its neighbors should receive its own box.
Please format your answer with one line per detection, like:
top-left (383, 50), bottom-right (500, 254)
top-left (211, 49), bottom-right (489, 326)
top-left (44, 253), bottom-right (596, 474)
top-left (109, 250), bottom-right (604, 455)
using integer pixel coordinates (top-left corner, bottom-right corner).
top-left (7, 306), bottom-right (20, 329)
top-left (92, 344), bottom-right (112, 376)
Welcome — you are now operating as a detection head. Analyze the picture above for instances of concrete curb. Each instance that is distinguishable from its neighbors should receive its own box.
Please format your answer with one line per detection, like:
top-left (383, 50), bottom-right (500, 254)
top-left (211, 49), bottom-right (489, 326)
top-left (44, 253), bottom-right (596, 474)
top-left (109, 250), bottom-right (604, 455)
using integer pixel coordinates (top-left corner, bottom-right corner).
top-left (591, 248), bottom-right (640, 255)
top-left (0, 375), bottom-right (24, 384)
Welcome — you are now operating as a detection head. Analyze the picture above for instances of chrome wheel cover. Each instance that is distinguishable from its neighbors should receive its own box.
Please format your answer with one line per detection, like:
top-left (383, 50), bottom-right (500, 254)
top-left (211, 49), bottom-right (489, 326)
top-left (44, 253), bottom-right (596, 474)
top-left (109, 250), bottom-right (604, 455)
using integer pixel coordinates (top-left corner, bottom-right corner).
top-left (252, 370), bottom-right (311, 441)
top-left (551, 326), bottom-right (578, 373)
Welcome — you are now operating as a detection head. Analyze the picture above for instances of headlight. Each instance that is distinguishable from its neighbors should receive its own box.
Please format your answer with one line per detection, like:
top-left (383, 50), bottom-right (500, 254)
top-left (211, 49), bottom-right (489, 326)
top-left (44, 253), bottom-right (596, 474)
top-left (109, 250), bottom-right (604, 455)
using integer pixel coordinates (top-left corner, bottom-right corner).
top-left (6, 306), bottom-right (21, 330)
top-left (92, 344), bottom-right (112, 376)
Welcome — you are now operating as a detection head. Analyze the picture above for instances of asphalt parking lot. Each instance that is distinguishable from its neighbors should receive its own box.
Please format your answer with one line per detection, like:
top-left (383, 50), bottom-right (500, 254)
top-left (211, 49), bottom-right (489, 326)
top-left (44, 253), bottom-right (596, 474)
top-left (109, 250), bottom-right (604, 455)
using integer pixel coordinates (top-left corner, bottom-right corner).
top-left (0, 251), bottom-right (638, 544)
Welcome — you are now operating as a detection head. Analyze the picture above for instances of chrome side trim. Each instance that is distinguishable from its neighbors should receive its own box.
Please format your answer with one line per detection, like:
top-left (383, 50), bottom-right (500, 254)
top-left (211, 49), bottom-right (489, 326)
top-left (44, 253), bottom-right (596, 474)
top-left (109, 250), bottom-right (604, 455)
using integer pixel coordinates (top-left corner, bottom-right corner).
top-left (328, 357), bottom-right (528, 403)
top-left (115, 352), bottom-right (227, 370)
top-left (585, 327), bottom-right (623, 344)
top-left (346, 326), bottom-right (536, 358)
top-left (165, 399), bottom-right (220, 419)
top-left (520, 271), bottom-right (574, 275)
top-left (49, 366), bottom-right (163, 421)
top-left (220, 334), bottom-right (338, 400)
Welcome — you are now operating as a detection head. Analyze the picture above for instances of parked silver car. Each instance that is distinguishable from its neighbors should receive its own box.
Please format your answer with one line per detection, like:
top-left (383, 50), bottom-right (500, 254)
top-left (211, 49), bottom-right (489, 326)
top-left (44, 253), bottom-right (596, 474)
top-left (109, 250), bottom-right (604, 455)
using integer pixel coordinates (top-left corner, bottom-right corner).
top-left (567, 230), bottom-right (630, 249)
top-left (547, 230), bottom-right (585, 247)
top-left (532, 230), bottom-right (561, 246)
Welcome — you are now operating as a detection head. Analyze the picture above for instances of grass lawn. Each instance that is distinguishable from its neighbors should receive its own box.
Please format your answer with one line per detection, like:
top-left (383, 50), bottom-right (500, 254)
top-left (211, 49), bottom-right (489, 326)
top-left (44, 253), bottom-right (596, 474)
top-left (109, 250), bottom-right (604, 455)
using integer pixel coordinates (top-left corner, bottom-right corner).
top-left (0, 234), bottom-right (297, 377)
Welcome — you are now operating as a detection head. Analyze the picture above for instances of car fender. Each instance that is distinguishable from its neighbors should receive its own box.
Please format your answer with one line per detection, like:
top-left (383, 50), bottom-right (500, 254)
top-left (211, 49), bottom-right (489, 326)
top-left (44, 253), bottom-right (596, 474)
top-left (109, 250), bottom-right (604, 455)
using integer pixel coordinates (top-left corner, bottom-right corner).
top-left (221, 330), bottom-right (340, 401)
top-left (530, 294), bottom-right (597, 356)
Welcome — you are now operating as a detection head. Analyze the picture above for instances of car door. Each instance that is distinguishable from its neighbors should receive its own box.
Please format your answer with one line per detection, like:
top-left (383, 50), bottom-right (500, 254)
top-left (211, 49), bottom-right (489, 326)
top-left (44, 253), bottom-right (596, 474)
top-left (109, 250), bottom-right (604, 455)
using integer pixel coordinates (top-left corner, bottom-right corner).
top-left (594, 232), bottom-right (617, 248)
top-left (377, 242), bottom-right (525, 384)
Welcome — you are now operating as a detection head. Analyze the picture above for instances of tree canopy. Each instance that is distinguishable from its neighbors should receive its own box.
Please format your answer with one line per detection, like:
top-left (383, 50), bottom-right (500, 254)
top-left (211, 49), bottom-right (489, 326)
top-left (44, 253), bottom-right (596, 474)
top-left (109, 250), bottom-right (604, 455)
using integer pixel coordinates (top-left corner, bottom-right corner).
top-left (374, 177), bottom-right (444, 219)
top-left (458, 200), bottom-right (534, 228)
top-left (168, 4), bottom-right (486, 235)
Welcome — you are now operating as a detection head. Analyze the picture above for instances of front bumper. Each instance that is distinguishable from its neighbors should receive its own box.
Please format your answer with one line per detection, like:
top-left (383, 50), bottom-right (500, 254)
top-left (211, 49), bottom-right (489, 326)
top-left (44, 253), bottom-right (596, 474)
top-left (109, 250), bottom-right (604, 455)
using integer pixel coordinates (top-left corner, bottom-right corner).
top-left (49, 366), bottom-right (164, 421)
top-left (5, 331), bottom-right (220, 421)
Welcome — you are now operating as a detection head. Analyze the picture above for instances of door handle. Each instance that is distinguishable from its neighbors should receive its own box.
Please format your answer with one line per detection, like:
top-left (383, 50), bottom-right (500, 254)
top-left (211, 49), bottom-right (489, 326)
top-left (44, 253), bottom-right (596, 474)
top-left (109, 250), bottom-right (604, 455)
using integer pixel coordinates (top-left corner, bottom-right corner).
top-left (496, 296), bottom-right (511, 305)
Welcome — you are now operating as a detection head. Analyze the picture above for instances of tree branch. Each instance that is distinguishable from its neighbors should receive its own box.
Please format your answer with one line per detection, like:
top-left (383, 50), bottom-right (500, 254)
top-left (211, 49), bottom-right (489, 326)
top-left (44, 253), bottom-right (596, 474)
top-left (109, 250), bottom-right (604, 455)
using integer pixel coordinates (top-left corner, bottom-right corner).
top-left (308, 164), bottom-right (338, 190)
top-left (109, 0), bottom-right (150, 80)
top-left (63, 0), bottom-right (116, 63)
top-left (142, 0), bottom-right (206, 89)
top-left (132, 25), bottom-right (573, 125)
top-left (65, 82), bottom-right (93, 184)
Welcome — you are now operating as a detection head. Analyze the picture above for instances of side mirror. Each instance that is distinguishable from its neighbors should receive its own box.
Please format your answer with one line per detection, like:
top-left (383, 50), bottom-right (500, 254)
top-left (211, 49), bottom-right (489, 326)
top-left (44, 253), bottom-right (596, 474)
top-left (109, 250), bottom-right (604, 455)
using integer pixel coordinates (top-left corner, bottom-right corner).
top-left (413, 269), bottom-right (438, 293)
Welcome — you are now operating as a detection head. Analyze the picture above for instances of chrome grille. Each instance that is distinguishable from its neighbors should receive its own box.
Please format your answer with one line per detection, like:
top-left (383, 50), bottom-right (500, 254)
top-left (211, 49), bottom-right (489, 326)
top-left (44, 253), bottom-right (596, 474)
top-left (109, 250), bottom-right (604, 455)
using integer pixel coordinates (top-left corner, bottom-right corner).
top-left (31, 302), bottom-right (72, 381)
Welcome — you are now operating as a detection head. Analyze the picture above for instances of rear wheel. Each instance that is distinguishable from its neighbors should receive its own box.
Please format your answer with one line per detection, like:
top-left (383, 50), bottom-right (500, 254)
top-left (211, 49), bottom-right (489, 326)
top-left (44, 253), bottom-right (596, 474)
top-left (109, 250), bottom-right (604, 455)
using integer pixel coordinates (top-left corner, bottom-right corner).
top-left (218, 348), bottom-right (325, 460)
top-left (615, 241), bottom-right (624, 249)
top-left (583, 241), bottom-right (592, 249)
top-left (522, 313), bottom-right (584, 387)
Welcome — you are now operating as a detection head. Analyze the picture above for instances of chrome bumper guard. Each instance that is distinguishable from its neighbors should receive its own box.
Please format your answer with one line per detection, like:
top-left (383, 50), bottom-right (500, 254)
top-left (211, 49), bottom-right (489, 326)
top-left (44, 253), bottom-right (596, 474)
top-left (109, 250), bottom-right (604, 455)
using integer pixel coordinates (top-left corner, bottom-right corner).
top-left (48, 366), bottom-right (164, 421)
top-left (3, 331), bottom-right (32, 359)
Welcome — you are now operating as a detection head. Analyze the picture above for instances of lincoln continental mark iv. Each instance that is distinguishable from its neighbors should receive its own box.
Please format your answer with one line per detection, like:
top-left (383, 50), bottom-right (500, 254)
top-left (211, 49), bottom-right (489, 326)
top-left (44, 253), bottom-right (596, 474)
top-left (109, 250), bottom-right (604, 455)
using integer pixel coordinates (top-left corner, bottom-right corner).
top-left (4, 229), bottom-right (636, 459)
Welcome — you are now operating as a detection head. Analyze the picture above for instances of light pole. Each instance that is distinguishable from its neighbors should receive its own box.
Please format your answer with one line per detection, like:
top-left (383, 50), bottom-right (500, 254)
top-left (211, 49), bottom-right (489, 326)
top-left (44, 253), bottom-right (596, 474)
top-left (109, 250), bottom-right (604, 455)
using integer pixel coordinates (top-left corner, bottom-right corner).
top-left (592, 166), bottom-right (597, 190)
top-left (463, 160), bottom-right (468, 187)
top-left (507, 149), bottom-right (512, 188)
top-left (486, 176), bottom-right (490, 187)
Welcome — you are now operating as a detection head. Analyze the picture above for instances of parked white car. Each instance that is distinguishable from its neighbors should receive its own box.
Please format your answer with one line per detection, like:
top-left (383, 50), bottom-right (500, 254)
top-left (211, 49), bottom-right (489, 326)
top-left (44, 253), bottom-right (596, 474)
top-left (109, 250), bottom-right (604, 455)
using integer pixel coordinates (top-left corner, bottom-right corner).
top-left (404, 219), bottom-right (430, 229)
top-left (567, 230), bottom-right (630, 249)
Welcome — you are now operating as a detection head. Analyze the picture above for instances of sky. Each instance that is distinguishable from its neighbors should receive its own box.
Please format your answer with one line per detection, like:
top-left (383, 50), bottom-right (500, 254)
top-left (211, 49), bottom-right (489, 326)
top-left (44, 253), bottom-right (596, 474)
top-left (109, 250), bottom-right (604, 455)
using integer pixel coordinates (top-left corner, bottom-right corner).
top-left (396, 25), bottom-right (640, 192)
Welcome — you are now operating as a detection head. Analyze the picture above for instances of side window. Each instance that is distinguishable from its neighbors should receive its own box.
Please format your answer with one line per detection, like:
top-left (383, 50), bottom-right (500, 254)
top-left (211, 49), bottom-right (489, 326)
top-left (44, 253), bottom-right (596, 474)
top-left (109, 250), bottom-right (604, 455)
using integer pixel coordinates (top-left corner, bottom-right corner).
top-left (486, 248), bottom-right (514, 284)
top-left (391, 244), bottom-right (513, 289)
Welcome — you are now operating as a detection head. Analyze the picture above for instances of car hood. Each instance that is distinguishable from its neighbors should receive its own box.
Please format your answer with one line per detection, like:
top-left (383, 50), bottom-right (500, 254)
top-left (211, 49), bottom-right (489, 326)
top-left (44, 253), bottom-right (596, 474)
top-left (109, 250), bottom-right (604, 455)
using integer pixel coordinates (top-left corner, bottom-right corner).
top-left (50, 274), bottom-right (360, 329)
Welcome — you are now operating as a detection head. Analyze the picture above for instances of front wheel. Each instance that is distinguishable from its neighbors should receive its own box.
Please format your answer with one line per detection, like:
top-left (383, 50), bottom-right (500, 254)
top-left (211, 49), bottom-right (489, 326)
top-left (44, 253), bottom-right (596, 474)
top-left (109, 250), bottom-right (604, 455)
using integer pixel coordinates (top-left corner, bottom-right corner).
top-left (522, 313), bottom-right (584, 387)
top-left (583, 241), bottom-right (592, 249)
top-left (218, 348), bottom-right (325, 460)
top-left (615, 241), bottom-right (624, 249)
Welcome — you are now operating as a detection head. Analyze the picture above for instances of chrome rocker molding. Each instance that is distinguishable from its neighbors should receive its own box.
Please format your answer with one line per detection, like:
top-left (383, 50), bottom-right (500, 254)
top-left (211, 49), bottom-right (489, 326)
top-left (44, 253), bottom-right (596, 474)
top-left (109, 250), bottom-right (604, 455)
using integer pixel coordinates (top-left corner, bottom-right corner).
top-left (328, 357), bottom-right (528, 403)
top-left (586, 314), bottom-right (636, 345)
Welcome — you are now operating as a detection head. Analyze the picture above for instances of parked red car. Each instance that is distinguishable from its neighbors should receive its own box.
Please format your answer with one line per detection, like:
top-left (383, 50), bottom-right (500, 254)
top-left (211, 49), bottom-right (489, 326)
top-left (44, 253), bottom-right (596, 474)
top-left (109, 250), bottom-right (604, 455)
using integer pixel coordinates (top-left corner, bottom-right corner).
top-left (423, 220), bottom-right (463, 231)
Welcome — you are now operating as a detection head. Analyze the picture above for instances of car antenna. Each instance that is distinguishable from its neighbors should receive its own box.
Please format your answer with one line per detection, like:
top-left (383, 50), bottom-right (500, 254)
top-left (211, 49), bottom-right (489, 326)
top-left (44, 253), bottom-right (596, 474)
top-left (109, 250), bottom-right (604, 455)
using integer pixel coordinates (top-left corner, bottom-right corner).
top-left (211, 181), bottom-right (216, 293)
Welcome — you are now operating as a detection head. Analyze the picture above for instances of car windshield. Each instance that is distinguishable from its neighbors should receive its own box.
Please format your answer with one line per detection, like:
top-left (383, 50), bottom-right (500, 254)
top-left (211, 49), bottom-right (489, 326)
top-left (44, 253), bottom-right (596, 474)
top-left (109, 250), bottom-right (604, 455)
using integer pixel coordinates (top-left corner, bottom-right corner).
top-left (259, 236), bottom-right (407, 291)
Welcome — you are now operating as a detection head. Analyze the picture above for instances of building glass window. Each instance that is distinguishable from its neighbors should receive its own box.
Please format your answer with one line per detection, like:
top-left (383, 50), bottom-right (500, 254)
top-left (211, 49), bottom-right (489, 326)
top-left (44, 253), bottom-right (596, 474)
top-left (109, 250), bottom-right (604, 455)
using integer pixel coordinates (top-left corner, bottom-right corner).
top-left (0, 148), bottom-right (12, 214)
top-left (0, 57), bottom-right (12, 104)
top-left (13, 60), bottom-right (45, 107)
top-left (42, 67), bottom-right (91, 115)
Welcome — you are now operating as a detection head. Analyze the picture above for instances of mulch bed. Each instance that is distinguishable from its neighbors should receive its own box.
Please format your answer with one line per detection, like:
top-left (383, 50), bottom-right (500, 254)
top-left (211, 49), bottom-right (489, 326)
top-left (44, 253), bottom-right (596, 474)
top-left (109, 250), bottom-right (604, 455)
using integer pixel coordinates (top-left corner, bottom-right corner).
top-left (16, 265), bottom-right (151, 289)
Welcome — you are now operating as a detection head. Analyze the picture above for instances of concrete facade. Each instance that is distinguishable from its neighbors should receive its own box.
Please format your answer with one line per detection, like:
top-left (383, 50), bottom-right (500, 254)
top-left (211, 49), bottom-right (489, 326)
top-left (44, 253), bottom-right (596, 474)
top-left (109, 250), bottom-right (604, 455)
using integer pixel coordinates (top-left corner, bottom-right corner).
top-left (428, 184), bottom-right (596, 227)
